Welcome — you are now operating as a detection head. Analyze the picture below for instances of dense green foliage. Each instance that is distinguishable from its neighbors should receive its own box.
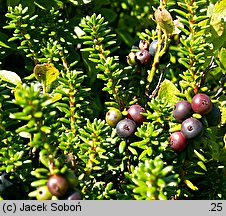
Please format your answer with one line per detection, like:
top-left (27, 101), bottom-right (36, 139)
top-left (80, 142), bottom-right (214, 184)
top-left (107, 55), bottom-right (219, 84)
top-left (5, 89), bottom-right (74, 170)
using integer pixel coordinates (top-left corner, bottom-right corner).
top-left (0, 0), bottom-right (226, 200)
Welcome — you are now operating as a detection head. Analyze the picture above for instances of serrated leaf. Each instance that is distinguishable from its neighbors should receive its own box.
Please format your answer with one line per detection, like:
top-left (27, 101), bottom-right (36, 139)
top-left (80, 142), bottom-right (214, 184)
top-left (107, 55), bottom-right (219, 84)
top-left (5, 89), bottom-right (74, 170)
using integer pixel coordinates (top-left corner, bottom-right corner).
top-left (157, 79), bottom-right (180, 104)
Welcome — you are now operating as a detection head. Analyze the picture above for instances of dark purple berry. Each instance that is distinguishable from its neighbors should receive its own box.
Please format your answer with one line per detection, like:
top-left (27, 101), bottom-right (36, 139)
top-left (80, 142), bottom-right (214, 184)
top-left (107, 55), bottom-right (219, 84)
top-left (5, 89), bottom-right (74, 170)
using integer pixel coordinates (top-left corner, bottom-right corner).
top-left (131, 39), bottom-right (140, 51)
top-left (191, 93), bottom-right (212, 115)
top-left (127, 104), bottom-right (146, 124)
top-left (139, 40), bottom-right (150, 50)
top-left (205, 104), bottom-right (221, 126)
top-left (67, 191), bottom-right (82, 200)
top-left (47, 174), bottom-right (69, 197)
top-left (116, 119), bottom-right (136, 138)
top-left (181, 117), bottom-right (203, 139)
top-left (169, 131), bottom-right (187, 152)
top-left (149, 39), bottom-right (158, 56)
top-left (135, 50), bottom-right (151, 65)
top-left (149, 39), bottom-right (170, 63)
top-left (173, 100), bottom-right (192, 121)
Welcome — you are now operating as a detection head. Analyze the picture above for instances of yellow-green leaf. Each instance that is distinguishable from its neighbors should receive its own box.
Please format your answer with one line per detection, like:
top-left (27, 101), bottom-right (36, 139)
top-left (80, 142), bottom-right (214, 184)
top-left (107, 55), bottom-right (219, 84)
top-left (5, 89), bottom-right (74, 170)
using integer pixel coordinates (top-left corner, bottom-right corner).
top-left (0, 70), bottom-right (22, 88)
top-left (184, 179), bottom-right (198, 191)
top-left (210, 0), bottom-right (226, 36)
top-left (157, 79), bottom-right (181, 105)
top-left (155, 8), bottom-right (174, 34)
top-left (34, 63), bottom-right (59, 86)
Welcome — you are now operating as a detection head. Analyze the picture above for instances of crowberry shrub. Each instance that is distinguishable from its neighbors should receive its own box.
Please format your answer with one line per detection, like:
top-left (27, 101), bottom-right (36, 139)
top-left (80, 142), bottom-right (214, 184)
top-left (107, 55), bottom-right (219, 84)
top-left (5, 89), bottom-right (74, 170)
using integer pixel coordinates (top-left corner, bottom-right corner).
top-left (0, 0), bottom-right (225, 201)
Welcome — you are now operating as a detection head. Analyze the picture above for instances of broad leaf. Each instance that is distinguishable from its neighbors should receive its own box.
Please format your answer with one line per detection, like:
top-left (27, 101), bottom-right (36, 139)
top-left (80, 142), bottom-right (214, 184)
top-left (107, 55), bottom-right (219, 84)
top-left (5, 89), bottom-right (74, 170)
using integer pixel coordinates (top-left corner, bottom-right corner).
top-left (34, 63), bottom-right (59, 86)
top-left (157, 79), bottom-right (181, 105)
top-left (219, 48), bottom-right (226, 71)
top-left (0, 70), bottom-right (22, 87)
top-left (210, 0), bottom-right (226, 36)
top-left (154, 8), bottom-right (174, 35)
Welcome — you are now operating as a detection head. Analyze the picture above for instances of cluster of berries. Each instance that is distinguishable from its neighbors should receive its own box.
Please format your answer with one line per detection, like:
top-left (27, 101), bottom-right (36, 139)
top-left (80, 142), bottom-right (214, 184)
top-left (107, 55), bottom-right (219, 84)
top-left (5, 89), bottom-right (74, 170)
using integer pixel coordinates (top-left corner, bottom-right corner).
top-left (105, 104), bottom-right (146, 138)
top-left (169, 93), bottom-right (221, 152)
top-left (127, 39), bottom-right (169, 67)
top-left (36, 173), bottom-right (81, 200)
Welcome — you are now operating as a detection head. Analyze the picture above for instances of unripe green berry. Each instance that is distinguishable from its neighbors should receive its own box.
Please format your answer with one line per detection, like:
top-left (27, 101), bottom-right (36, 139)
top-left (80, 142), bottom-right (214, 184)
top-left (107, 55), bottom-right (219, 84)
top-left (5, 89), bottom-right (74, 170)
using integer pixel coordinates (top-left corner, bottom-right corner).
top-left (106, 108), bottom-right (122, 127)
top-left (127, 52), bottom-right (137, 66)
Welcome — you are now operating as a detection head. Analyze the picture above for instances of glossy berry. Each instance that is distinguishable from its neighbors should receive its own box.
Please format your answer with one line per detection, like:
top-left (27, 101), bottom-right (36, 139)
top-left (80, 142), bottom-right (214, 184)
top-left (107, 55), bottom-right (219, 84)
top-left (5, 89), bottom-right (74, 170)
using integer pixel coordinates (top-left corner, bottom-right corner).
top-left (105, 109), bottom-right (122, 127)
top-left (173, 100), bottom-right (192, 121)
top-left (67, 191), bottom-right (82, 200)
top-left (135, 50), bottom-right (151, 65)
top-left (169, 131), bottom-right (187, 152)
top-left (149, 39), bottom-right (170, 63)
top-left (205, 104), bottom-right (221, 126)
top-left (181, 117), bottom-right (203, 139)
top-left (149, 39), bottom-right (158, 56)
top-left (132, 39), bottom-right (140, 51)
top-left (127, 52), bottom-right (137, 66)
top-left (36, 186), bottom-right (52, 200)
top-left (116, 119), bottom-right (136, 138)
top-left (139, 40), bottom-right (150, 50)
top-left (191, 93), bottom-right (212, 115)
top-left (65, 169), bottom-right (79, 190)
top-left (47, 174), bottom-right (69, 197)
top-left (127, 104), bottom-right (146, 124)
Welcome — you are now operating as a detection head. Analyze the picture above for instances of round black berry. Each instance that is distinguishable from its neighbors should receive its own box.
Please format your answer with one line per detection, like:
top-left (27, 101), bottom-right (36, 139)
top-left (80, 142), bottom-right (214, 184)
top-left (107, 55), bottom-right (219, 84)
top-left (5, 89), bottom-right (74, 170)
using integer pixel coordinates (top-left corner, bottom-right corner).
top-left (173, 100), bottom-right (192, 121)
top-left (127, 104), bottom-right (146, 124)
top-left (132, 39), bottom-right (140, 51)
top-left (205, 104), bottom-right (221, 126)
top-left (149, 39), bottom-right (158, 56)
top-left (181, 117), bottom-right (203, 139)
top-left (135, 50), bottom-right (151, 65)
top-left (67, 191), bottom-right (82, 200)
top-left (105, 108), bottom-right (122, 127)
top-left (149, 39), bottom-right (170, 63)
top-left (116, 119), bottom-right (136, 138)
top-left (65, 169), bottom-right (79, 190)
top-left (169, 131), bottom-right (187, 152)
top-left (47, 174), bottom-right (69, 197)
top-left (191, 93), bottom-right (212, 115)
